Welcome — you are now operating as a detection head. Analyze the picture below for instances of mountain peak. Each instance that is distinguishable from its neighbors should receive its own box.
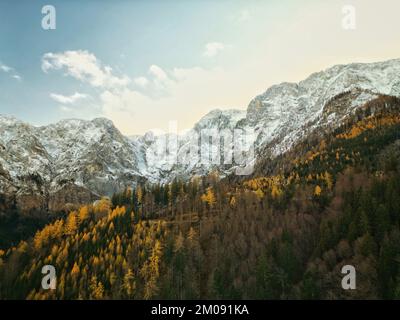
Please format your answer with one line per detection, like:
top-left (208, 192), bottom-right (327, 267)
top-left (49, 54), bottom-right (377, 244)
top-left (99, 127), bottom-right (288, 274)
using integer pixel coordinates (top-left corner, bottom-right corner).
top-left (194, 108), bottom-right (246, 131)
top-left (0, 114), bottom-right (23, 126)
top-left (247, 58), bottom-right (400, 123)
top-left (91, 117), bottom-right (116, 128)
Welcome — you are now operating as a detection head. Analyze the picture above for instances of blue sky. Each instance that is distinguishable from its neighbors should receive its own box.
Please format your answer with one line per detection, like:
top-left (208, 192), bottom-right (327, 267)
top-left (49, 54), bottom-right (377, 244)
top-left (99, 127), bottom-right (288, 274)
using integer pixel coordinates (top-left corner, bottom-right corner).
top-left (1, 0), bottom-right (400, 134)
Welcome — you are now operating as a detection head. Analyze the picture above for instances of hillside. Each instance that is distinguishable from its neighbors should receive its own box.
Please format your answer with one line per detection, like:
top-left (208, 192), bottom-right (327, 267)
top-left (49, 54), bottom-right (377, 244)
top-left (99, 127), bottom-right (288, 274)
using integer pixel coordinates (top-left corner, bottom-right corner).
top-left (1, 95), bottom-right (399, 299)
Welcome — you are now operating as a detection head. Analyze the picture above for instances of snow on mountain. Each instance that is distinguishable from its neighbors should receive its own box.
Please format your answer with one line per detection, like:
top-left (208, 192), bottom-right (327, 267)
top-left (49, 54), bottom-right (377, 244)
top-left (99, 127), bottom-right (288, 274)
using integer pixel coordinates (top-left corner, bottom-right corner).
top-left (136, 109), bottom-right (248, 182)
top-left (1, 58), bottom-right (400, 212)
top-left (0, 116), bottom-right (50, 180)
top-left (35, 118), bottom-right (143, 196)
top-left (245, 58), bottom-right (400, 156)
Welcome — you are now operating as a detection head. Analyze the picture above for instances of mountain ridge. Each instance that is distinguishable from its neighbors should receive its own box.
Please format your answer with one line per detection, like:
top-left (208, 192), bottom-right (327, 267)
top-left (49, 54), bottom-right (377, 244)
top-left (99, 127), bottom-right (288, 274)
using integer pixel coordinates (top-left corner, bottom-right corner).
top-left (1, 58), bottom-right (400, 213)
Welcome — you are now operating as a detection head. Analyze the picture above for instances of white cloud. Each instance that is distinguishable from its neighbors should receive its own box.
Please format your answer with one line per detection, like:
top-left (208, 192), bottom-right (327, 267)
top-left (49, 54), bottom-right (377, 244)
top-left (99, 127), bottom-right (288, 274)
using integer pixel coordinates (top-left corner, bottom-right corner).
top-left (99, 65), bottom-right (253, 134)
top-left (146, 64), bottom-right (175, 95)
top-left (42, 50), bottom-right (130, 89)
top-left (34, 0), bottom-right (400, 136)
top-left (0, 63), bottom-right (21, 81)
top-left (38, 51), bottom-right (267, 135)
top-left (41, 49), bottom-right (253, 134)
top-left (0, 64), bottom-right (12, 73)
top-left (149, 65), bottom-right (168, 81)
top-left (203, 42), bottom-right (226, 57)
top-left (50, 92), bottom-right (89, 104)
top-left (134, 76), bottom-right (149, 88)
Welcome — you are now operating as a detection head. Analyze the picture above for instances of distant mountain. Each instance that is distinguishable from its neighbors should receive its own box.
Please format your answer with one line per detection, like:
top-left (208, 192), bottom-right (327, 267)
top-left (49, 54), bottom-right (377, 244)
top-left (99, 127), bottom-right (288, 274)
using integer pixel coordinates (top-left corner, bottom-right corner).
top-left (1, 58), bottom-right (400, 213)
top-left (0, 116), bottom-right (142, 212)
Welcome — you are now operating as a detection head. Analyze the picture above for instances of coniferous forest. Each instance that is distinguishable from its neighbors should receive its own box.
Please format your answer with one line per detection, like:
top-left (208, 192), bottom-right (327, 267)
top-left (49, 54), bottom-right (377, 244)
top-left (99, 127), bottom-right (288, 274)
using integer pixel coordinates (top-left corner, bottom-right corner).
top-left (1, 96), bottom-right (400, 299)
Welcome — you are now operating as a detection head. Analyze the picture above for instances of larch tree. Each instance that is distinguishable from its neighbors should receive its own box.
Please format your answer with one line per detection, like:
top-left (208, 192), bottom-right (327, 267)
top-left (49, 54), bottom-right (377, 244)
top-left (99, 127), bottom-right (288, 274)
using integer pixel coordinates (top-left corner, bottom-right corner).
top-left (201, 187), bottom-right (216, 208)
top-left (65, 212), bottom-right (78, 235)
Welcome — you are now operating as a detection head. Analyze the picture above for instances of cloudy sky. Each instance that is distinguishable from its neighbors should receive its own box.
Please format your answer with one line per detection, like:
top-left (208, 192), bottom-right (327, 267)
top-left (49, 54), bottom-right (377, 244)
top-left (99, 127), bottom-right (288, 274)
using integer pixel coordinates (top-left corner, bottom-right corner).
top-left (1, 0), bottom-right (400, 135)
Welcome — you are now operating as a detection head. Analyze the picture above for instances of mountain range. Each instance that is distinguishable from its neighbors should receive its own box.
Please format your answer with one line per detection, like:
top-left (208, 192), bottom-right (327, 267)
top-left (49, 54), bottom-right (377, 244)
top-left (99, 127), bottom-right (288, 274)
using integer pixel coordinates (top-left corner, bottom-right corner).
top-left (1, 58), bottom-right (400, 213)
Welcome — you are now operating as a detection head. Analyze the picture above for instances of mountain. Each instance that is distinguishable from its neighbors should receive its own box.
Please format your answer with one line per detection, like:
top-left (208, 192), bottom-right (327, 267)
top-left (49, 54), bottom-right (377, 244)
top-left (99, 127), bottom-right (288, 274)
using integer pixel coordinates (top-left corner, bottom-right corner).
top-left (246, 59), bottom-right (400, 156)
top-left (0, 116), bottom-right (144, 213)
top-left (137, 109), bottom-right (248, 182)
top-left (2, 93), bottom-right (400, 300)
top-left (1, 58), bottom-right (400, 213)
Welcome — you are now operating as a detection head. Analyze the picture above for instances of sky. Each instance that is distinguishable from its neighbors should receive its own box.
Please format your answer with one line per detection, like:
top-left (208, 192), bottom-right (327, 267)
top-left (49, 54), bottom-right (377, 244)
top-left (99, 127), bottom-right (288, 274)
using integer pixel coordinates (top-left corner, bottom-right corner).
top-left (1, 0), bottom-right (400, 135)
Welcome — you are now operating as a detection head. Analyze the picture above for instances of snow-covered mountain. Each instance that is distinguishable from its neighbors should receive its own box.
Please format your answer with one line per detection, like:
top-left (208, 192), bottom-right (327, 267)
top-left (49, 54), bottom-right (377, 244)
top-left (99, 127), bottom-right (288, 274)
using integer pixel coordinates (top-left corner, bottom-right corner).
top-left (137, 109), bottom-right (249, 182)
top-left (246, 58), bottom-right (400, 156)
top-left (1, 58), bottom-right (400, 212)
top-left (0, 116), bottom-right (143, 212)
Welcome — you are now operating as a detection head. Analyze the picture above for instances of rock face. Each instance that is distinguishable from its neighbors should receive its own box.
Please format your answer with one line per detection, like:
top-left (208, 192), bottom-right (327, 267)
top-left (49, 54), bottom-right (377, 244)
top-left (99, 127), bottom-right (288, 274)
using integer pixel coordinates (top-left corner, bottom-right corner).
top-left (48, 184), bottom-right (97, 212)
top-left (1, 58), bottom-right (400, 213)
top-left (244, 59), bottom-right (400, 156)
top-left (0, 116), bottom-right (141, 213)
top-left (138, 109), bottom-right (249, 182)
top-left (37, 118), bottom-right (143, 196)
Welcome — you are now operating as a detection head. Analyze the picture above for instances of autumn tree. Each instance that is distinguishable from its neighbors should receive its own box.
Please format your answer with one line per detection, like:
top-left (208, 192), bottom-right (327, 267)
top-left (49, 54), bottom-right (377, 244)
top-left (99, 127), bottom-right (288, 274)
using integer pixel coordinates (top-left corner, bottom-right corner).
top-left (201, 187), bottom-right (216, 208)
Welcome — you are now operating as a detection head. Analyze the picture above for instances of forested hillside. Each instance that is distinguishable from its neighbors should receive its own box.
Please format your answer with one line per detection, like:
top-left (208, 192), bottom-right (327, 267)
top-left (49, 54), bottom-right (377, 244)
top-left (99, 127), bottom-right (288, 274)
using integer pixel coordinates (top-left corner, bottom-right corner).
top-left (1, 96), bottom-right (400, 299)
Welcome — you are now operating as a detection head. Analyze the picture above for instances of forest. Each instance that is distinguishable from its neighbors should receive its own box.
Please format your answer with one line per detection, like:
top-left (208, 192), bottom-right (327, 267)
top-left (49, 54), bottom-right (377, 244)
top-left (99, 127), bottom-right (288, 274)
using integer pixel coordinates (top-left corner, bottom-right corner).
top-left (0, 95), bottom-right (400, 299)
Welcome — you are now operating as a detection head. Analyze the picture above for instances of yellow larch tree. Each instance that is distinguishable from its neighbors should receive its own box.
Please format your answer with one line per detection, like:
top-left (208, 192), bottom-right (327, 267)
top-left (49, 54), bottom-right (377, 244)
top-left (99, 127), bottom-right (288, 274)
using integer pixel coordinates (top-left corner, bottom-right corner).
top-left (78, 205), bottom-right (90, 222)
top-left (65, 211), bottom-right (78, 235)
top-left (201, 187), bottom-right (216, 208)
top-left (314, 185), bottom-right (322, 197)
